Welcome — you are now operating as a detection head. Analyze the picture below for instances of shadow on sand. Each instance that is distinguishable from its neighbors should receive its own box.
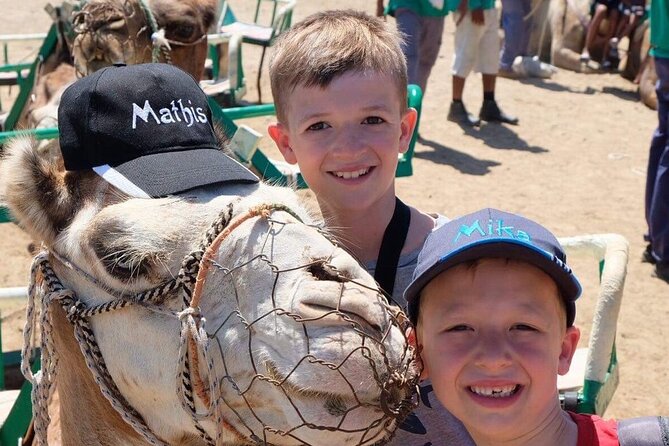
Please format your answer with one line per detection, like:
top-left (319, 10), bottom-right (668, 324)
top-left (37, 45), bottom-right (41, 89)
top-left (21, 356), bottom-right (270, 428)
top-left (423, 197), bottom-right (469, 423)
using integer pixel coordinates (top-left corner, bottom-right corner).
top-left (461, 122), bottom-right (549, 153)
top-left (415, 137), bottom-right (500, 175)
top-left (517, 77), bottom-right (598, 95)
top-left (601, 86), bottom-right (641, 103)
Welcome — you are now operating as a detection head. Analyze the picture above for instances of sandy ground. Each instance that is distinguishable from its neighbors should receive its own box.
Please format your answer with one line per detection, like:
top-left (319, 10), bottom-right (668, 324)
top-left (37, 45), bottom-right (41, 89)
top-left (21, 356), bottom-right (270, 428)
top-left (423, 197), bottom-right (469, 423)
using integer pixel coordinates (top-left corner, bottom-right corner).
top-left (0, 0), bottom-right (667, 423)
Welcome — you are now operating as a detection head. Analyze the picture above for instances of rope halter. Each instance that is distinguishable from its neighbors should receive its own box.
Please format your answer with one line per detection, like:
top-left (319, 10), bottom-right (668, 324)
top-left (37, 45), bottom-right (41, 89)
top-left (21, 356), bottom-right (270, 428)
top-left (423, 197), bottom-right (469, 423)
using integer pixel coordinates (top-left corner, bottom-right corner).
top-left (22, 202), bottom-right (419, 446)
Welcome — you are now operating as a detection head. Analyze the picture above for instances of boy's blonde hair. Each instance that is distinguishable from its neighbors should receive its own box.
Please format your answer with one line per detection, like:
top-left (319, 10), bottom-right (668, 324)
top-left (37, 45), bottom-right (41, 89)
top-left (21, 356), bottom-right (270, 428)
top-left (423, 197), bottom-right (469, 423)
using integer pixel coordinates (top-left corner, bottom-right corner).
top-left (269, 9), bottom-right (408, 123)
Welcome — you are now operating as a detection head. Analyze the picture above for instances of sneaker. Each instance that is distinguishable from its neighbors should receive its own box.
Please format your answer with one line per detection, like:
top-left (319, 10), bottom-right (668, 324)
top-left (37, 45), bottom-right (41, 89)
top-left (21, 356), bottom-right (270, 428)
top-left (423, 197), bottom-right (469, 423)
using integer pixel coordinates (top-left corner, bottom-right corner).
top-left (479, 99), bottom-right (519, 125)
top-left (653, 262), bottom-right (669, 284)
top-left (642, 244), bottom-right (656, 264)
top-left (447, 101), bottom-right (481, 127)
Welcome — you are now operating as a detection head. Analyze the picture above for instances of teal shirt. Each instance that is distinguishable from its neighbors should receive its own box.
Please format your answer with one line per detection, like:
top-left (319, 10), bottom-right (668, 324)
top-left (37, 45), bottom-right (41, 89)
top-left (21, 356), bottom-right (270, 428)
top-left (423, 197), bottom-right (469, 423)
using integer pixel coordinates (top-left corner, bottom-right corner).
top-left (386, 0), bottom-right (450, 17)
top-left (651, 0), bottom-right (669, 58)
top-left (446, 0), bottom-right (495, 12)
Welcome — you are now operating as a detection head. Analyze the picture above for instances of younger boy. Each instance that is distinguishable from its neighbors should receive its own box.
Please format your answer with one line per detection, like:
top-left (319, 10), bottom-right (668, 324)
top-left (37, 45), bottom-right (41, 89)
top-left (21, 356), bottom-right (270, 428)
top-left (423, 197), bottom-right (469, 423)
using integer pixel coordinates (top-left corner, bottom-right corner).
top-left (405, 208), bottom-right (620, 445)
top-left (447, 0), bottom-right (518, 126)
top-left (267, 9), bottom-right (474, 445)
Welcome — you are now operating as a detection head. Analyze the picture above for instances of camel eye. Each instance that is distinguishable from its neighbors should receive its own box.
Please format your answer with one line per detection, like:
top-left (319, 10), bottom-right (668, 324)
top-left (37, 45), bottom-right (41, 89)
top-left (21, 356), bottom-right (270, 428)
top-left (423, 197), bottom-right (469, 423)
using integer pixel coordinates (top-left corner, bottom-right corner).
top-left (93, 242), bottom-right (151, 281)
top-left (90, 227), bottom-right (152, 281)
top-left (168, 23), bottom-right (196, 41)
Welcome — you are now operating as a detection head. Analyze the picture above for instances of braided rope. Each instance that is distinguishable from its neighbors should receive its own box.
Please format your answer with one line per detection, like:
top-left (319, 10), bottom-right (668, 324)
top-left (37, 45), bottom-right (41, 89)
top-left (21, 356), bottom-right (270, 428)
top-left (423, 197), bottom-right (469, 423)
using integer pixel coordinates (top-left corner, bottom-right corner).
top-left (23, 254), bottom-right (172, 446)
top-left (137, 0), bottom-right (171, 64)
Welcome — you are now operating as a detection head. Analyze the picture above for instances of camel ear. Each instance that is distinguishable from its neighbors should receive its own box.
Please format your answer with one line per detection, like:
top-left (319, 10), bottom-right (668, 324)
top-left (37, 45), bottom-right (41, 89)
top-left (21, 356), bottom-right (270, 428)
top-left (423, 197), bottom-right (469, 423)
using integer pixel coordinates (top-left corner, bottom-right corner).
top-left (202, 0), bottom-right (218, 32)
top-left (0, 137), bottom-right (95, 246)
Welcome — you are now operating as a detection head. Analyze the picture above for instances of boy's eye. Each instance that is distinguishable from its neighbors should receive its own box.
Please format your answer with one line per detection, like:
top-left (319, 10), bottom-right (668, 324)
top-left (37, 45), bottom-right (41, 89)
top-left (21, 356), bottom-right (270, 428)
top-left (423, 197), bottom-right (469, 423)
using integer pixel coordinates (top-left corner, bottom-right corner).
top-left (445, 324), bottom-right (472, 332)
top-left (362, 116), bottom-right (385, 125)
top-left (307, 122), bottom-right (329, 131)
top-left (511, 324), bottom-right (537, 332)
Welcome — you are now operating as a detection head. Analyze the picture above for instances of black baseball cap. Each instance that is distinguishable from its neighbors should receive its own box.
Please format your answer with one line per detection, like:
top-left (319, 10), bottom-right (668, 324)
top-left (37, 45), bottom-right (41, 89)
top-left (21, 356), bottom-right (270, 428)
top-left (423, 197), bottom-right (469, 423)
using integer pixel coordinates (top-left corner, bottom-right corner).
top-left (405, 208), bottom-right (581, 326)
top-left (58, 63), bottom-right (258, 198)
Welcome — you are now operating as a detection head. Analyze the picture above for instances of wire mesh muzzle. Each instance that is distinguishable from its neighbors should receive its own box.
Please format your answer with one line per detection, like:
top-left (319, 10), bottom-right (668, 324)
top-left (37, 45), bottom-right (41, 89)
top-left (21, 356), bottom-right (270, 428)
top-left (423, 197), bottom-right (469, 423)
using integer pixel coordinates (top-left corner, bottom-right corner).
top-left (193, 215), bottom-right (420, 444)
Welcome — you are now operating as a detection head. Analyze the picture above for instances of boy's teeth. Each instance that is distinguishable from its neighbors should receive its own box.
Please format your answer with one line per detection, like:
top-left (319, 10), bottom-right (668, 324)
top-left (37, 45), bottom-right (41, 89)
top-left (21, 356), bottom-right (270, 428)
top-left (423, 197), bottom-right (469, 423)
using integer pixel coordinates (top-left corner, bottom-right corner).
top-left (333, 168), bottom-right (369, 179)
top-left (470, 385), bottom-right (518, 398)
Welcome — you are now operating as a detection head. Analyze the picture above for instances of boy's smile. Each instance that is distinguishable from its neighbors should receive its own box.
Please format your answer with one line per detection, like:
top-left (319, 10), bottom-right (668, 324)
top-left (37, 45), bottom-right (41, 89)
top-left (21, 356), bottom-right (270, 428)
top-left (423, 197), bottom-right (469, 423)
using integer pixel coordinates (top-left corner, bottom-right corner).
top-left (268, 71), bottom-right (416, 215)
top-left (330, 167), bottom-right (372, 180)
top-left (415, 258), bottom-right (580, 444)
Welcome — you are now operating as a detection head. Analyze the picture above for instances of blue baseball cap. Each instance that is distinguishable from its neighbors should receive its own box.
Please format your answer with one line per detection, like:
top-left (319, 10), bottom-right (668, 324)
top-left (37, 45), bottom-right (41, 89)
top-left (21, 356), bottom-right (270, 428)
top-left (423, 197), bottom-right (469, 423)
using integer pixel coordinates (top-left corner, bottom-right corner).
top-left (404, 208), bottom-right (581, 326)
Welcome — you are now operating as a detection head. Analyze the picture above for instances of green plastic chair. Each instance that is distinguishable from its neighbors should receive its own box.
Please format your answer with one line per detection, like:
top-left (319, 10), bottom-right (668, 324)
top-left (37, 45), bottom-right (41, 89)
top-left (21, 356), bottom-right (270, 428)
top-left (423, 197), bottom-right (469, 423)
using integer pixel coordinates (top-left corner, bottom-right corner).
top-left (556, 234), bottom-right (628, 415)
top-left (218, 0), bottom-right (296, 103)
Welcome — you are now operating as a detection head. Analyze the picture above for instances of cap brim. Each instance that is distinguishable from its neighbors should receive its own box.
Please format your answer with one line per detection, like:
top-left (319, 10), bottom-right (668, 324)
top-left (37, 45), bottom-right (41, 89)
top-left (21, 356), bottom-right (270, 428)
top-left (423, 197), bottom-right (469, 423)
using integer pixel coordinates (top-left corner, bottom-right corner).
top-left (406, 239), bottom-right (581, 325)
top-left (96, 148), bottom-right (259, 198)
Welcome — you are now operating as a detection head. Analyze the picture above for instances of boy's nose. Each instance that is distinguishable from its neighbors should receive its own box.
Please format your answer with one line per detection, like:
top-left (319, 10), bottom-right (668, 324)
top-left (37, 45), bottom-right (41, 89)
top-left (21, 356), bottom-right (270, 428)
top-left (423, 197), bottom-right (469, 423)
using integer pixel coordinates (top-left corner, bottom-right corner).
top-left (473, 332), bottom-right (513, 370)
top-left (331, 128), bottom-right (366, 156)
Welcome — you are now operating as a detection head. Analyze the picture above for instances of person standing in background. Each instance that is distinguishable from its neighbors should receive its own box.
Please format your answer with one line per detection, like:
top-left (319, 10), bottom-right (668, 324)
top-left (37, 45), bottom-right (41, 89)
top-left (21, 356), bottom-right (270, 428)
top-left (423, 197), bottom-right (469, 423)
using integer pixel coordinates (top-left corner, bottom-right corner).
top-left (644, 0), bottom-right (669, 283)
top-left (446, 0), bottom-right (519, 126)
top-left (378, 0), bottom-right (449, 96)
top-left (498, 0), bottom-right (532, 78)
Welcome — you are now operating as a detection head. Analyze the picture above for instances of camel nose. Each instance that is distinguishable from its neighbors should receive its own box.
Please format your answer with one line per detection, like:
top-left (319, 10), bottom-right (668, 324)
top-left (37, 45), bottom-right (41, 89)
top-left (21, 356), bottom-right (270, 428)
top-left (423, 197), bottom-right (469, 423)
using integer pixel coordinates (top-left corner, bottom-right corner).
top-left (295, 251), bottom-right (391, 336)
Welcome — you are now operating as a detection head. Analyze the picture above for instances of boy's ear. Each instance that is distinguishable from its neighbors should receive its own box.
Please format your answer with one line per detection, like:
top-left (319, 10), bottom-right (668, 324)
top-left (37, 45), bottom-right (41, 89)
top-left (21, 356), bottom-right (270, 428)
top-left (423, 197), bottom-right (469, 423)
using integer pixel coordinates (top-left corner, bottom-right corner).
top-left (268, 122), bottom-right (297, 165)
top-left (557, 326), bottom-right (581, 376)
top-left (399, 108), bottom-right (418, 155)
top-left (407, 326), bottom-right (428, 380)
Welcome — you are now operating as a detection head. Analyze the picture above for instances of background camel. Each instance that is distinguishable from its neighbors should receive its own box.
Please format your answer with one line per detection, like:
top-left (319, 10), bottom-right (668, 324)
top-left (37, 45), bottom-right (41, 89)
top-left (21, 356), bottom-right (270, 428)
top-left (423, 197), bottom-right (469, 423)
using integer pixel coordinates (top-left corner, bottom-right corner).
top-left (527, 0), bottom-right (655, 108)
top-left (19, 0), bottom-right (217, 130)
top-left (621, 21), bottom-right (657, 110)
top-left (0, 134), bottom-right (417, 445)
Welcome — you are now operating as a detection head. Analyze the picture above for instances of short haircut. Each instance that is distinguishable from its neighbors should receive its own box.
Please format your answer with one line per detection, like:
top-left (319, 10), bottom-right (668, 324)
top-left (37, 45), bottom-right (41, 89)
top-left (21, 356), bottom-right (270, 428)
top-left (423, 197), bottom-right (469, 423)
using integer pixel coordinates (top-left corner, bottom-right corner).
top-left (269, 9), bottom-right (408, 123)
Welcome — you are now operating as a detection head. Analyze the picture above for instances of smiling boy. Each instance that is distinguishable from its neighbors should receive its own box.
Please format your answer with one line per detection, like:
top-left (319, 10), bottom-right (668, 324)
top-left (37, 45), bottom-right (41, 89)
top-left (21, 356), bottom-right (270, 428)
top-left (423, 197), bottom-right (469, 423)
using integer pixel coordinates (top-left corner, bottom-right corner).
top-left (268, 11), bottom-right (436, 275)
top-left (267, 9), bottom-right (474, 445)
top-left (405, 208), bottom-right (620, 445)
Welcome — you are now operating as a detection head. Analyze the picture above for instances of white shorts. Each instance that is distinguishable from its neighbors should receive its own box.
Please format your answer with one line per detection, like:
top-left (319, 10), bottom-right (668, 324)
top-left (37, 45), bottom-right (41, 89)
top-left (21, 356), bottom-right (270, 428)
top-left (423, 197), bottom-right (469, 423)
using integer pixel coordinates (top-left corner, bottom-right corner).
top-left (451, 8), bottom-right (500, 77)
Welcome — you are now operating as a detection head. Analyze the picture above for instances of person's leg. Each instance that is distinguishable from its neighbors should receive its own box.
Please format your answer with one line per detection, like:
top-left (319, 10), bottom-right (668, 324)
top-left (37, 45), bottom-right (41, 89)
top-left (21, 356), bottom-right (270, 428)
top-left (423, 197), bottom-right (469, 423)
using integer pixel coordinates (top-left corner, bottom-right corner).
top-left (482, 73), bottom-right (496, 96)
top-left (519, 0), bottom-right (532, 57)
top-left (647, 57), bottom-right (669, 277)
top-left (452, 75), bottom-right (466, 101)
top-left (449, 10), bottom-right (480, 126)
top-left (499, 0), bottom-right (525, 71)
top-left (478, 9), bottom-right (519, 124)
top-left (395, 8), bottom-right (423, 88)
top-left (582, 4), bottom-right (608, 61)
top-left (616, 10), bottom-right (640, 42)
top-left (602, 8), bottom-right (620, 67)
top-left (417, 16), bottom-right (445, 95)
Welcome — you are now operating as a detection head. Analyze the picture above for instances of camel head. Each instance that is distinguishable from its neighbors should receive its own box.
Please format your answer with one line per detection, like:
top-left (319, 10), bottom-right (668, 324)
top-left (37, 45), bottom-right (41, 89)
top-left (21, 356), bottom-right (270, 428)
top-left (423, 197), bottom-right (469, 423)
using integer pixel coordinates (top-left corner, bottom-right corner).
top-left (2, 64), bottom-right (417, 445)
top-left (72, 0), bottom-right (216, 79)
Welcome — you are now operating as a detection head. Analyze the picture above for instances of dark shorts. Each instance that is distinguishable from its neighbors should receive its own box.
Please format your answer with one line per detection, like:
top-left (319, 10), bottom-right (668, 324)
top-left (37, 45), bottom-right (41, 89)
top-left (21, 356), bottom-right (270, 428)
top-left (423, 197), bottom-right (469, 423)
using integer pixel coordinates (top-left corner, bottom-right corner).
top-left (618, 0), bottom-right (646, 16)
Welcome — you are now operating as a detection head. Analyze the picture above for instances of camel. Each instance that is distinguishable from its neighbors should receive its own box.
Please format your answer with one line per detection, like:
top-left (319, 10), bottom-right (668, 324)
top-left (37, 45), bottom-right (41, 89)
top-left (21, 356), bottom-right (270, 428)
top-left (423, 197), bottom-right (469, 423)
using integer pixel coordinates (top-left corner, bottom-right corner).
top-left (528, 0), bottom-right (657, 109)
top-left (527, 0), bottom-right (602, 73)
top-left (0, 138), bottom-right (417, 445)
top-left (20, 0), bottom-right (217, 130)
top-left (621, 21), bottom-right (657, 110)
top-left (70, 0), bottom-right (216, 79)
